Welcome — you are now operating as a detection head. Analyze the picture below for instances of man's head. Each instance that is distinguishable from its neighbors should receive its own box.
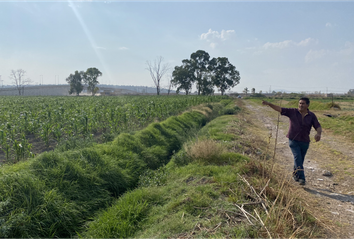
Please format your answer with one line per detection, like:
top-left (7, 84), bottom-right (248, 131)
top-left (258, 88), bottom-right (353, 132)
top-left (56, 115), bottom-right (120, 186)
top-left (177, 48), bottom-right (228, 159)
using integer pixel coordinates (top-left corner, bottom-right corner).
top-left (298, 97), bottom-right (310, 112)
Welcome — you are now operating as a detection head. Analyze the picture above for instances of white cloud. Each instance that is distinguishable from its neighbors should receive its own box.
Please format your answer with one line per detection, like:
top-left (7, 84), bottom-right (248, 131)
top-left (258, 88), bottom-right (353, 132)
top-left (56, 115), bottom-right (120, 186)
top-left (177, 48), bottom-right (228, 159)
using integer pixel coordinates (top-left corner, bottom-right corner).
top-left (305, 49), bottom-right (327, 63)
top-left (263, 40), bottom-right (293, 49)
top-left (210, 43), bottom-right (217, 49)
top-left (297, 38), bottom-right (317, 47)
top-left (94, 46), bottom-right (106, 50)
top-left (305, 41), bottom-right (353, 63)
top-left (262, 38), bottom-right (317, 49)
top-left (325, 22), bottom-right (338, 28)
top-left (200, 29), bottom-right (235, 41)
top-left (220, 30), bottom-right (235, 40)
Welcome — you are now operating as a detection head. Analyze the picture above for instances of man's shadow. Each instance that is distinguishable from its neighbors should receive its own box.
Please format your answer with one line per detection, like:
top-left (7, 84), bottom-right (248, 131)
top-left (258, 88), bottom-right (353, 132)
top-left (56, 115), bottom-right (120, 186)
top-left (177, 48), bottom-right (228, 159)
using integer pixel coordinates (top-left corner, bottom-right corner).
top-left (303, 187), bottom-right (354, 203)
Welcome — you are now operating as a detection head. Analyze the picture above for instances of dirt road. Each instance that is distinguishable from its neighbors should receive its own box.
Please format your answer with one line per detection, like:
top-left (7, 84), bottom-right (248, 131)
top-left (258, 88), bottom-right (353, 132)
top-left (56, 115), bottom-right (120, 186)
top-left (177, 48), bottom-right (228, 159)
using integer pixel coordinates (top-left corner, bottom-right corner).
top-left (245, 100), bottom-right (354, 238)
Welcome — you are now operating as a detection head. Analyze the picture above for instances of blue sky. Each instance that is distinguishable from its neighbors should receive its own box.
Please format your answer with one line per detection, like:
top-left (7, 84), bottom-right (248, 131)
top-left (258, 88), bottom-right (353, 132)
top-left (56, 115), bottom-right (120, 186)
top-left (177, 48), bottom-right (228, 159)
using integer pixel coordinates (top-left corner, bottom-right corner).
top-left (1, 1), bottom-right (353, 94)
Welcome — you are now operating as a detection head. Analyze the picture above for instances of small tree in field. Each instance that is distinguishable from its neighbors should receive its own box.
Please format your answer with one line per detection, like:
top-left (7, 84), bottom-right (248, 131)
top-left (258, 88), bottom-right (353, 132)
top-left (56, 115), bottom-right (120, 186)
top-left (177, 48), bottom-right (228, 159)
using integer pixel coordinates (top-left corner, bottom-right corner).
top-left (209, 57), bottom-right (240, 95)
top-left (66, 71), bottom-right (84, 96)
top-left (9, 69), bottom-right (32, 95)
top-left (172, 63), bottom-right (194, 95)
top-left (83, 67), bottom-right (102, 96)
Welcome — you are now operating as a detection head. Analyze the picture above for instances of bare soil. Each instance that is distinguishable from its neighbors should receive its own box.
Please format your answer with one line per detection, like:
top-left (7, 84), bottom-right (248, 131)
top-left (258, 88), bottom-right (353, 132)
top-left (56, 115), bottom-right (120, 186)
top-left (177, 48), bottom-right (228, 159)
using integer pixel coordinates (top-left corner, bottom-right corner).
top-left (245, 100), bottom-right (354, 239)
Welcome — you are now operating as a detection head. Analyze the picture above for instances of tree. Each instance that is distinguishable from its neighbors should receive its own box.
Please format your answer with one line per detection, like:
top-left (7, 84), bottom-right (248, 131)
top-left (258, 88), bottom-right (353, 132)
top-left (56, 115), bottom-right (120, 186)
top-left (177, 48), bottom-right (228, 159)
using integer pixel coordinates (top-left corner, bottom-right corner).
top-left (66, 71), bottom-right (84, 96)
top-left (243, 87), bottom-right (249, 96)
top-left (171, 64), bottom-right (194, 95)
top-left (251, 88), bottom-right (256, 94)
top-left (190, 50), bottom-right (210, 95)
top-left (146, 56), bottom-right (170, 95)
top-left (83, 67), bottom-right (102, 96)
top-left (9, 69), bottom-right (32, 95)
top-left (199, 73), bottom-right (214, 95)
top-left (209, 57), bottom-right (240, 95)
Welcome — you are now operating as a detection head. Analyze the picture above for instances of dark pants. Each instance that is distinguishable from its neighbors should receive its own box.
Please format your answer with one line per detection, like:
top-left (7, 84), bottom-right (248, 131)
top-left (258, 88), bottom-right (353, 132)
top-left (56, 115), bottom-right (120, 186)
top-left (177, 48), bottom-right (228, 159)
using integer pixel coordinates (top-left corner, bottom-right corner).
top-left (289, 139), bottom-right (309, 181)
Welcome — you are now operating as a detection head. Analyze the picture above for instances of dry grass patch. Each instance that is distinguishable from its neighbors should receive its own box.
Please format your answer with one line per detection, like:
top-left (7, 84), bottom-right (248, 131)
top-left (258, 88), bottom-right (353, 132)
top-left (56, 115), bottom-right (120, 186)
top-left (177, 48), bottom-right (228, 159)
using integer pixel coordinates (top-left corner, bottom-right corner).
top-left (184, 139), bottom-right (226, 165)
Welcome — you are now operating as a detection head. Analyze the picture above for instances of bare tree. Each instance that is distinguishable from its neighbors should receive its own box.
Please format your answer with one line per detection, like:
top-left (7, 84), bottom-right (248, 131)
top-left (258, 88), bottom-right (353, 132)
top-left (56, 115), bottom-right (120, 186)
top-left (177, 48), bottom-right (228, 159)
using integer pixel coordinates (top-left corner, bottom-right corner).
top-left (9, 69), bottom-right (32, 95)
top-left (146, 56), bottom-right (170, 95)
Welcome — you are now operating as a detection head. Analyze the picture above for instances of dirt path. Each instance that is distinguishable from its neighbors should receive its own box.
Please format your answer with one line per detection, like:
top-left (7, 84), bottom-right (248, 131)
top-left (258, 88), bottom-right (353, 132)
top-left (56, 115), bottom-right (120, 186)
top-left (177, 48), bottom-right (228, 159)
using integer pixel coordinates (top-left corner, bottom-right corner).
top-left (244, 100), bottom-right (354, 239)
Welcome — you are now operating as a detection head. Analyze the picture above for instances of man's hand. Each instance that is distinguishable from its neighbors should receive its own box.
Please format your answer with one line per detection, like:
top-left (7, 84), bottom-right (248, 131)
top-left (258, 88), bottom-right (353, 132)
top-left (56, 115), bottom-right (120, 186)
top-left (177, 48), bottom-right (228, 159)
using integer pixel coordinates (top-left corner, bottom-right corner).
top-left (262, 100), bottom-right (270, 106)
top-left (262, 100), bottom-right (281, 113)
top-left (315, 127), bottom-right (322, 142)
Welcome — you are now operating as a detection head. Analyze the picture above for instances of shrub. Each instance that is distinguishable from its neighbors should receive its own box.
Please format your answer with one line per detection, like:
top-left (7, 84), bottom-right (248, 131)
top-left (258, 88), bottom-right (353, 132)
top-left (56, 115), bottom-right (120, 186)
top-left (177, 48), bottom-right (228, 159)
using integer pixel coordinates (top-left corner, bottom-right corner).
top-left (184, 139), bottom-right (226, 165)
top-left (326, 102), bottom-right (341, 109)
top-left (223, 108), bottom-right (235, 115)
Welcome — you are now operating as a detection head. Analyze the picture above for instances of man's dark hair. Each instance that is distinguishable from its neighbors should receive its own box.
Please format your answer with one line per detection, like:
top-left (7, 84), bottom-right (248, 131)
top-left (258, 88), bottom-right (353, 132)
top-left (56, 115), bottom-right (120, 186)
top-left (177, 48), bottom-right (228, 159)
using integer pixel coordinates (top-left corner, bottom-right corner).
top-left (299, 97), bottom-right (310, 105)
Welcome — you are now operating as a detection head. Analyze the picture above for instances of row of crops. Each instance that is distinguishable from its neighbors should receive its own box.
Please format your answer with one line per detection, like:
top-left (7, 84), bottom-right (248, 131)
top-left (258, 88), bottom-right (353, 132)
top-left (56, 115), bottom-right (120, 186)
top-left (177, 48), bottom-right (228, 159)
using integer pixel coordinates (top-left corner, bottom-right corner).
top-left (0, 95), bottom-right (227, 163)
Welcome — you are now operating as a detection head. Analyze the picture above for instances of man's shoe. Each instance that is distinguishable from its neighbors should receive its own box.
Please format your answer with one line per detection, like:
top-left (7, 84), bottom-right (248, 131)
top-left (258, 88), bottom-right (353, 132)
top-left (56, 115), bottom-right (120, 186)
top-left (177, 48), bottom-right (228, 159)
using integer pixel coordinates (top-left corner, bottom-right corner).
top-left (299, 179), bottom-right (306, 185)
top-left (293, 176), bottom-right (299, 182)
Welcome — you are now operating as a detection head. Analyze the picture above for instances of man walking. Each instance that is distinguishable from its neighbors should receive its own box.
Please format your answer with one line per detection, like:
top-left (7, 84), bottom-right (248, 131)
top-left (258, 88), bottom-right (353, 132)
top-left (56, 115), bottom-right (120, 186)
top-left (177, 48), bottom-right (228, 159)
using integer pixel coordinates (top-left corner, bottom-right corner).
top-left (262, 98), bottom-right (322, 185)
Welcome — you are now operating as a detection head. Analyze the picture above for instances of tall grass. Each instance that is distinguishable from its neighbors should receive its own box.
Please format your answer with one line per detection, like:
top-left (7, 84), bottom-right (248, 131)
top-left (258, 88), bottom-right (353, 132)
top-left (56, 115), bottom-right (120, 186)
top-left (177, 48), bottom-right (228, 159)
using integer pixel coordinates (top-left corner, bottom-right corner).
top-left (80, 100), bottom-right (325, 239)
top-left (0, 102), bottom-right (222, 238)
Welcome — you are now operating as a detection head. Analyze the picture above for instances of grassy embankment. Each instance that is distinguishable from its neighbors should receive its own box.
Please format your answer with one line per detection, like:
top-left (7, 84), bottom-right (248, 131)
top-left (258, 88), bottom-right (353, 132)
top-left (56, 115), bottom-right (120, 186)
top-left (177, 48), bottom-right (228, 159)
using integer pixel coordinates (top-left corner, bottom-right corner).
top-left (80, 99), bottom-right (324, 239)
top-left (0, 99), bottom-right (235, 238)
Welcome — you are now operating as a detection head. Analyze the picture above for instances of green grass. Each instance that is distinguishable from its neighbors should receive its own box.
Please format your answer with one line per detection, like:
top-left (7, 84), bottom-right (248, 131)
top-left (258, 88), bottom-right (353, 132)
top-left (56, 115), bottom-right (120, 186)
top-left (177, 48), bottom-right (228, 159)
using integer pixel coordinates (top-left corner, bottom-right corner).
top-left (318, 114), bottom-right (354, 142)
top-left (198, 113), bottom-right (240, 142)
top-left (1, 99), bottom-right (324, 238)
top-left (0, 101), bottom-right (227, 238)
top-left (80, 99), bottom-right (324, 239)
top-left (80, 102), bottom-right (252, 238)
top-left (82, 160), bottom-right (251, 239)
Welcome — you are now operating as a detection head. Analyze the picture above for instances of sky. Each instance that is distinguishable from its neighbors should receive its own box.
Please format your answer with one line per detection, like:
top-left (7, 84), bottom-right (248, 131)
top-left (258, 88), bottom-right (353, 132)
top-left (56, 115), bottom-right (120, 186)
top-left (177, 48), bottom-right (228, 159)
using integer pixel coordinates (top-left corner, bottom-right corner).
top-left (1, 0), bottom-right (353, 94)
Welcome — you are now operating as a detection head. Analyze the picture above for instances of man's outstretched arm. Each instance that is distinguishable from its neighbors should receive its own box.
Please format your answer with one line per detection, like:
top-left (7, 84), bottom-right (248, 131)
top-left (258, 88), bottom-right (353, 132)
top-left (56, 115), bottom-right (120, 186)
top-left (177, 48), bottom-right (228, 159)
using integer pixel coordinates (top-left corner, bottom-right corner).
top-left (262, 100), bottom-right (282, 113)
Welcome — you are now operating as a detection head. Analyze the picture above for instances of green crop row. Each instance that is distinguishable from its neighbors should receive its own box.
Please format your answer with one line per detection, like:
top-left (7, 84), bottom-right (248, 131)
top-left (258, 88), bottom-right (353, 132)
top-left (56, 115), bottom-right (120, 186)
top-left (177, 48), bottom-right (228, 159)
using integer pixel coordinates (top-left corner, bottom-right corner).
top-left (0, 95), bottom-right (226, 163)
top-left (0, 102), bottom-right (224, 238)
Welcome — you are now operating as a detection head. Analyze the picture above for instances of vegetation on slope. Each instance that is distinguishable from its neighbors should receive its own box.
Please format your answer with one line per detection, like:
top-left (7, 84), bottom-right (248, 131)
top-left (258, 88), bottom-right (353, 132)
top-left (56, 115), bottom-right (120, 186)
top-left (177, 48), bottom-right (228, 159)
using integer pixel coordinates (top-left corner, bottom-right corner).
top-left (0, 101), bottom-right (225, 238)
top-left (81, 99), bottom-right (324, 239)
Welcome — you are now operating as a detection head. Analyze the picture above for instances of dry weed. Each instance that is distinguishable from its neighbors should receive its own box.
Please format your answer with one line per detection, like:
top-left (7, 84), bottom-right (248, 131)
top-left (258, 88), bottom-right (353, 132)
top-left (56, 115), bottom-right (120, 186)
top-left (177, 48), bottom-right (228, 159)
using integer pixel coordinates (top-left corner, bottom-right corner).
top-left (184, 139), bottom-right (225, 165)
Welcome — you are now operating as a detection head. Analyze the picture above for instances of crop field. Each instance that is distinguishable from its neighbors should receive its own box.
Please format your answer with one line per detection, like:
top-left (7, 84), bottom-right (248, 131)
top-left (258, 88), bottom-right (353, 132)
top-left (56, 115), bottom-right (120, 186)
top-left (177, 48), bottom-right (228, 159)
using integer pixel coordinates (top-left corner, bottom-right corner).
top-left (0, 95), bottom-right (226, 163)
